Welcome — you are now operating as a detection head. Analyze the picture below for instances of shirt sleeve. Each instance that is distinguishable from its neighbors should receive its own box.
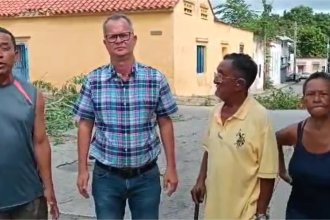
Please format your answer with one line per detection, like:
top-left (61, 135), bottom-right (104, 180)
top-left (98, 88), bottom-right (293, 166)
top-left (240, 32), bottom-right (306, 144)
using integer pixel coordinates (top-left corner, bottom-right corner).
top-left (72, 76), bottom-right (95, 121)
top-left (155, 73), bottom-right (178, 117)
top-left (202, 106), bottom-right (216, 151)
top-left (257, 114), bottom-right (279, 179)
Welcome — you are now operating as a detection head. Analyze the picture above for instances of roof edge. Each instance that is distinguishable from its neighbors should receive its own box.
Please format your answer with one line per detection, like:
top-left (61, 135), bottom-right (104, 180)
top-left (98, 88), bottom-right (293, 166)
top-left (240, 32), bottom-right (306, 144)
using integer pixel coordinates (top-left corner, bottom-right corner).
top-left (0, 8), bottom-right (174, 18)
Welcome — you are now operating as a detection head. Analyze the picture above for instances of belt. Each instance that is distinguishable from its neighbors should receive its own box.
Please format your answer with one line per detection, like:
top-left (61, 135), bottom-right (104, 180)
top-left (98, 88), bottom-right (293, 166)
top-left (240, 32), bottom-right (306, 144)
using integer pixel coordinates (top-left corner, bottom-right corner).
top-left (95, 159), bottom-right (157, 179)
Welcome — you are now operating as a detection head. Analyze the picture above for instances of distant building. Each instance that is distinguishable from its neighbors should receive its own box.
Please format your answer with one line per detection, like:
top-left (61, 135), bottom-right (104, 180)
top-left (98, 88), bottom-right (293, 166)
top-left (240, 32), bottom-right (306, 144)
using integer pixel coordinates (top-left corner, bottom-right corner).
top-left (250, 37), bottom-right (265, 93)
top-left (269, 41), bottom-right (282, 86)
top-left (0, 0), bottom-right (255, 96)
top-left (277, 36), bottom-right (294, 83)
top-left (295, 58), bottom-right (327, 73)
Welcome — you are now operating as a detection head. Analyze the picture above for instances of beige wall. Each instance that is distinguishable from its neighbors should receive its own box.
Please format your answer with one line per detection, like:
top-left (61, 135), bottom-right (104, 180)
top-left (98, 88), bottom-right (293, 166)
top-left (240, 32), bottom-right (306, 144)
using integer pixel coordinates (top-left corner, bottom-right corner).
top-left (296, 58), bottom-right (327, 73)
top-left (1, 2), bottom-right (255, 96)
top-left (172, 0), bottom-right (254, 96)
top-left (0, 12), bottom-right (175, 88)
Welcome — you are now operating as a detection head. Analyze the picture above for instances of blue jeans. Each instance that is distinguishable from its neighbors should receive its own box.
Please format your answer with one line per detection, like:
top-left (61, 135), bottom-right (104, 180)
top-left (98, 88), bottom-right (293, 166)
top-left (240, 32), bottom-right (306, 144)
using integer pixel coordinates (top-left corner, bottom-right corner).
top-left (91, 162), bottom-right (161, 220)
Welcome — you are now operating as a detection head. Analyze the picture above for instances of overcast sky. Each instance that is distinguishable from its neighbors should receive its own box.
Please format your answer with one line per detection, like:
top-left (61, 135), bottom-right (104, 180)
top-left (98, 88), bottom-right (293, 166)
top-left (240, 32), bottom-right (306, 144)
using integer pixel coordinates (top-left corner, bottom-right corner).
top-left (210, 0), bottom-right (330, 13)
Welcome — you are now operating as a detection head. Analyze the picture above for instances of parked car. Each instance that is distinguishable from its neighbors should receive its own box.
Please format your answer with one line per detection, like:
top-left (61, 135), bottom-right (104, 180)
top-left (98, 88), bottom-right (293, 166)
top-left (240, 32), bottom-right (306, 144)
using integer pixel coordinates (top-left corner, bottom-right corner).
top-left (286, 73), bottom-right (302, 82)
top-left (300, 72), bottom-right (312, 79)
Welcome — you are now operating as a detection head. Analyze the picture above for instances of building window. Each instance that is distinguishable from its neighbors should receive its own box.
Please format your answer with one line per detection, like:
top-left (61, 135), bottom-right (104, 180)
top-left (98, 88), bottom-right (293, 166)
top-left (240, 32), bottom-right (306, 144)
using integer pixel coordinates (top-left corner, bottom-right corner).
top-left (239, 44), bottom-right (244, 53)
top-left (201, 8), bottom-right (208, 19)
top-left (184, 1), bottom-right (193, 15)
top-left (197, 45), bottom-right (206, 74)
top-left (13, 44), bottom-right (30, 81)
top-left (297, 65), bottom-right (305, 73)
top-left (312, 63), bottom-right (320, 72)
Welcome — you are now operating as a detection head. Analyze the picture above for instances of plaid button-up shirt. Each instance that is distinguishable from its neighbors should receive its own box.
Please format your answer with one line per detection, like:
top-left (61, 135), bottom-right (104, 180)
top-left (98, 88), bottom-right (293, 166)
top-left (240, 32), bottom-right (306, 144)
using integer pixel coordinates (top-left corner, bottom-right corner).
top-left (73, 62), bottom-right (178, 168)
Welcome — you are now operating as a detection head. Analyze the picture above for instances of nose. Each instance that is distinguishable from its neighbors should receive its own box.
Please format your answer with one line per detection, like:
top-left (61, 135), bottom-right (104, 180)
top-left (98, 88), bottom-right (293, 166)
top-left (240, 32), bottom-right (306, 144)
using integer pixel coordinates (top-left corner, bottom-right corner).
top-left (213, 78), bottom-right (222, 85)
top-left (114, 36), bottom-right (124, 44)
top-left (313, 94), bottom-right (321, 102)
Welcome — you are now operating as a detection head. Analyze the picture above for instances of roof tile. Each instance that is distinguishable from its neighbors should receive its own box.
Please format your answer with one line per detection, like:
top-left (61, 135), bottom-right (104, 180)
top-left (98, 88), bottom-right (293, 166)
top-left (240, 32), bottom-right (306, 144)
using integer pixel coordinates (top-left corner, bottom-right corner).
top-left (0, 0), bottom-right (179, 17)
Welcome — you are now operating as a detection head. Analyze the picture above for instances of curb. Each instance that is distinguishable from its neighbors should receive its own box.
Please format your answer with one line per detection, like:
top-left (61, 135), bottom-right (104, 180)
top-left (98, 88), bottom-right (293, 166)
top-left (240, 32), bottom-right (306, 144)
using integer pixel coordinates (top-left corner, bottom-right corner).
top-left (253, 81), bottom-right (299, 97)
top-left (175, 81), bottom-right (299, 106)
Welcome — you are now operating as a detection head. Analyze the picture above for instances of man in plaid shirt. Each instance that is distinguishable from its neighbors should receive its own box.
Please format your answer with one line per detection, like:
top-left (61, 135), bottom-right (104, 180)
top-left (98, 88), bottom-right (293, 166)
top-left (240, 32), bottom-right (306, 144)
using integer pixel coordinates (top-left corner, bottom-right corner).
top-left (73, 13), bottom-right (179, 220)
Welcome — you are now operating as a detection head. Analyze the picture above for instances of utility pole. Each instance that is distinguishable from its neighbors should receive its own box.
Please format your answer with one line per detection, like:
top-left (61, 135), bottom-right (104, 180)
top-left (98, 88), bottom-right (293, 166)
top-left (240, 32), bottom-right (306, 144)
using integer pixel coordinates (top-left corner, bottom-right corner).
top-left (326, 36), bottom-right (329, 73)
top-left (293, 21), bottom-right (297, 81)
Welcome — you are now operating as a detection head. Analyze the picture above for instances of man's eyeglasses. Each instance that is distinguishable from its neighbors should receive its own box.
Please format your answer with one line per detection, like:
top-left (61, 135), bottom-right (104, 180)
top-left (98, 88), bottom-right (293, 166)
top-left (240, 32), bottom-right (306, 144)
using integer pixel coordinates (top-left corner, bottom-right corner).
top-left (105, 32), bottom-right (133, 43)
top-left (214, 72), bottom-right (236, 83)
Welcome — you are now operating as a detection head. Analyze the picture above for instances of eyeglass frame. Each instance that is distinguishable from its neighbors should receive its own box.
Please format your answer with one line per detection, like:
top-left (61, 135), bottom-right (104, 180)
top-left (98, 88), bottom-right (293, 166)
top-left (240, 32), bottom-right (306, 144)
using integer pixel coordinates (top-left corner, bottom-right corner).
top-left (214, 72), bottom-right (237, 83)
top-left (214, 72), bottom-right (247, 87)
top-left (104, 31), bottom-right (134, 43)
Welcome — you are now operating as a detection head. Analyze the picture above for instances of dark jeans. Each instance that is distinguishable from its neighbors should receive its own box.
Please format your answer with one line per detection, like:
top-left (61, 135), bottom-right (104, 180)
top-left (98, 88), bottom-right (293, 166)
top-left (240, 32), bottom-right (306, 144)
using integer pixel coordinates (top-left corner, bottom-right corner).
top-left (92, 161), bottom-right (161, 220)
top-left (0, 197), bottom-right (48, 220)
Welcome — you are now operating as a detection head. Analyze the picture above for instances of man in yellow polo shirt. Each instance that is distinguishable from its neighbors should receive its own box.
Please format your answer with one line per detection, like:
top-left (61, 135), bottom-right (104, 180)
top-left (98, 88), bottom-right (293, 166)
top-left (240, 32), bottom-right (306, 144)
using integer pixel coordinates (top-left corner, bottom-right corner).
top-left (191, 53), bottom-right (279, 220)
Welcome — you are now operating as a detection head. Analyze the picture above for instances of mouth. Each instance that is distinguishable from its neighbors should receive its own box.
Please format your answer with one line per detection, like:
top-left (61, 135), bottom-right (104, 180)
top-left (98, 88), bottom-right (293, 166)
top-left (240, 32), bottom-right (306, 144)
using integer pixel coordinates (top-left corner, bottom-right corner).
top-left (0, 62), bottom-right (5, 68)
top-left (115, 47), bottom-right (125, 50)
top-left (313, 106), bottom-right (326, 109)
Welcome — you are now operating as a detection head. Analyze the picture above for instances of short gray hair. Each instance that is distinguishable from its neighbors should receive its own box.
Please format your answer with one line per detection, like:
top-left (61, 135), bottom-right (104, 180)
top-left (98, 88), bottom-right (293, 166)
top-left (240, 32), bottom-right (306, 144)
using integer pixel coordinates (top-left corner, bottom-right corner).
top-left (103, 13), bottom-right (134, 35)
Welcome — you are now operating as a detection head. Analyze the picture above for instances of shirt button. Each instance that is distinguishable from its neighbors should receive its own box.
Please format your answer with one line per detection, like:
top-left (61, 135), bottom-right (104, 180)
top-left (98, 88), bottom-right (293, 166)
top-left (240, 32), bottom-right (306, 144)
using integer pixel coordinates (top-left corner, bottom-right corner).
top-left (125, 148), bottom-right (127, 152)
top-left (124, 103), bottom-right (126, 105)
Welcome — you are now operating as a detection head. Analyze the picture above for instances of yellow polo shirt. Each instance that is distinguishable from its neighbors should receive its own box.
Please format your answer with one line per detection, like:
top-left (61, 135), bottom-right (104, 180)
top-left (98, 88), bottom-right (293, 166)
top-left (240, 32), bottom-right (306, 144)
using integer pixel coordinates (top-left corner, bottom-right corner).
top-left (203, 95), bottom-right (278, 220)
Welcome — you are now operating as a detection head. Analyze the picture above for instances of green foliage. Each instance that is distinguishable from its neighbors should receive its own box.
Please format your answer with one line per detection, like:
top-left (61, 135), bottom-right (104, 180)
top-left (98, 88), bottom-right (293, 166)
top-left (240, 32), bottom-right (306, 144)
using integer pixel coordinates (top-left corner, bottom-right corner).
top-left (264, 76), bottom-right (274, 90)
top-left (213, 0), bottom-right (280, 41)
top-left (255, 88), bottom-right (302, 110)
top-left (213, 0), bottom-right (256, 28)
top-left (213, 1), bottom-right (330, 58)
top-left (32, 74), bottom-right (87, 144)
top-left (297, 26), bottom-right (327, 58)
top-left (282, 6), bottom-right (315, 27)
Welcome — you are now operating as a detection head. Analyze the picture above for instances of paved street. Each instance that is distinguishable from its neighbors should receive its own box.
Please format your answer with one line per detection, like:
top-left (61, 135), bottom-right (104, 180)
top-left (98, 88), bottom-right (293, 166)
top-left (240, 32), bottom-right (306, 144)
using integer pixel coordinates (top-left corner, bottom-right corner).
top-left (282, 80), bottom-right (304, 95)
top-left (53, 106), bottom-right (309, 220)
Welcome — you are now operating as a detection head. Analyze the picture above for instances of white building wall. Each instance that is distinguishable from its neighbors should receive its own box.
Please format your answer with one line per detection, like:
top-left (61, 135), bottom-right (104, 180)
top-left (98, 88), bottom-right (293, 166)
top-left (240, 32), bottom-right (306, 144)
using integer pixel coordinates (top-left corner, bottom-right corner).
top-left (289, 53), bottom-right (294, 73)
top-left (269, 42), bottom-right (281, 86)
top-left (250, 39), bottom-right (265, 93)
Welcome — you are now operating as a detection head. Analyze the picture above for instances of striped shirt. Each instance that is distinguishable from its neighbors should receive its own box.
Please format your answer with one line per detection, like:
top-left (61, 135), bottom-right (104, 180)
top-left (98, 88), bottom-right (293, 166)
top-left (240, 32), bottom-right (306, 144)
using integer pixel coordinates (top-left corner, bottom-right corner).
top-left (73, 62), bottom-right (178, 168)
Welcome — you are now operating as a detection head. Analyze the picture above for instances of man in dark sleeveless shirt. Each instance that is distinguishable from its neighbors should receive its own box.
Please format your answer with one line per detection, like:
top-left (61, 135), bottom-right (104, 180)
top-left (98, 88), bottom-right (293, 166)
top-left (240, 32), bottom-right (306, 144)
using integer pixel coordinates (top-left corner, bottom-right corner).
top-left (0, 27), bottom-right (59, 219)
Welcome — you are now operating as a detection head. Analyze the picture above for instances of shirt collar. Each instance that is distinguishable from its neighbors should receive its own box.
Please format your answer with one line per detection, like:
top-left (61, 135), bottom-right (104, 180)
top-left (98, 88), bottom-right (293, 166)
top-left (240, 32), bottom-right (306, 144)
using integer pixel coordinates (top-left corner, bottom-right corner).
top-left (215, 95), bottom-right (253, 122)
top-left (109, 62), bottom-right (139, 79)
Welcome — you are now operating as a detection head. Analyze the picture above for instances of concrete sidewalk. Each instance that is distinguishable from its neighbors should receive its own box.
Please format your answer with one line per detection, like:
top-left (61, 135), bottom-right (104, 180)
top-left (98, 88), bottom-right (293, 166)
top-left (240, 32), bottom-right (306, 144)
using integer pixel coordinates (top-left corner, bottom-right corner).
top-left (53, 107), bottom-right (308, 219)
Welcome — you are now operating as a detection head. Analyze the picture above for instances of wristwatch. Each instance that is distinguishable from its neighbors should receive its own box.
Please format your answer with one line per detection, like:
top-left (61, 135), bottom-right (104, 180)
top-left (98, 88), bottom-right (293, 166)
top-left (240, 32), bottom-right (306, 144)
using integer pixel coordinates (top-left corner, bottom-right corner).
top-left (255, 213), bottom-right (268, 220)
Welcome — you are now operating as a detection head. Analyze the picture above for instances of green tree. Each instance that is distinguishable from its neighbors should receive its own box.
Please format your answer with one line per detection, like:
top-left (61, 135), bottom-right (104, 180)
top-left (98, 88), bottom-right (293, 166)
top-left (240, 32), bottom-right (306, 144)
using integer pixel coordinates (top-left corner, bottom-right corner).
top-left (297, 26), bottom-right (327, 58)
top-left (255, 0), bottom-right (278, 39)
top-left (213, 0), bottom-right (256, 29)
top-left (282, 6), bottom-right (315, 26)
top-left (213, 0), bottom-right (278, 40)
top-left (313, 13), bottom-right (330, 36)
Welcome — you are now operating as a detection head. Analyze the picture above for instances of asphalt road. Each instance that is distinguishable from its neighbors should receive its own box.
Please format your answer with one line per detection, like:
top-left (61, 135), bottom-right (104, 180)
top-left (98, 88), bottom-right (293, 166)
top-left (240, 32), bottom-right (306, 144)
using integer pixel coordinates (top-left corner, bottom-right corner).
top-left (283, 80), bottom-right (304, 95)
top-left (53, 106), bottom-right (309, 220)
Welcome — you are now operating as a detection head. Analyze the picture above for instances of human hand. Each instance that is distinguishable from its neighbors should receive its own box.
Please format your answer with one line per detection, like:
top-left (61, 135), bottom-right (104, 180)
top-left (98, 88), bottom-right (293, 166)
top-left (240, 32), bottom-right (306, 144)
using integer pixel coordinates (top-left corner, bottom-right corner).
top-left (44, 188), bottom-right (60, 220)
top-left (77, 169), bottom-right (90, 198)
top-left (190, 180), bottom-right (206, 204)
top-left (279, 171), bottom-right (292, 185)
top-left (163, 167), bottom-right (179, 196)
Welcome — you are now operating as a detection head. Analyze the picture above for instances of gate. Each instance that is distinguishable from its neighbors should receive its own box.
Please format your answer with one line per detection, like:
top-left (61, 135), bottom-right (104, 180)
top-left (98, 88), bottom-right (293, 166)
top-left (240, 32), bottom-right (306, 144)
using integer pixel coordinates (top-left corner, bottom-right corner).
top-left (13, 44), bottom-right (30, 81)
